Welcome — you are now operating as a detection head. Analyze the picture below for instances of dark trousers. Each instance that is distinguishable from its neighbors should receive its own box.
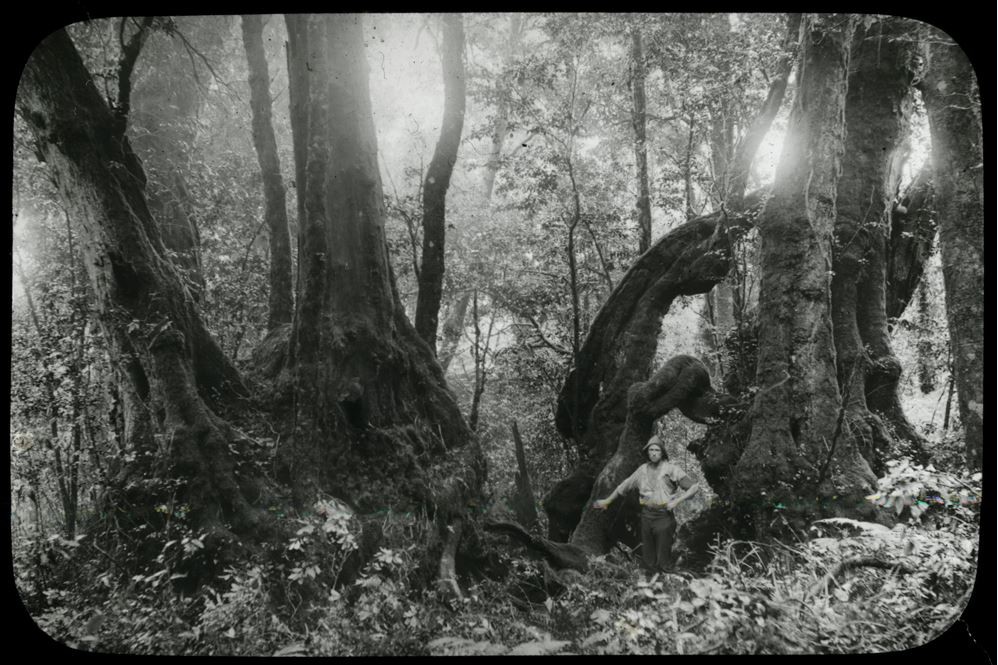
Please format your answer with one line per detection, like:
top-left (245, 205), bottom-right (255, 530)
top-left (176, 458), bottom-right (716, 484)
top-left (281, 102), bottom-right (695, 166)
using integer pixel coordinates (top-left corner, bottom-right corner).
top-left (640, 507), bottom-right (677, 573)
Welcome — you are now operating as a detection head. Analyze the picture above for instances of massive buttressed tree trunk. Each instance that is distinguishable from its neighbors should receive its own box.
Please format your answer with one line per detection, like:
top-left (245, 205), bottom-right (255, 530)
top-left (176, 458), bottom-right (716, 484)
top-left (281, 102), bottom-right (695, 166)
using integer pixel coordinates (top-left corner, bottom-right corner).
top-left (730, 14), bottom-right (877, 532)
top-left (281, 15), bottom-right (483, 518)
top-left (832, 16), bottom-right (926, 472)
top-left (242, 14), bottom-right (295, 330)
top-left (415, 13), bottom-right (466, 353)
top-left (18, 29), bottom-right (266, 552)
top-left (918, 29), bottom-right (983, 470)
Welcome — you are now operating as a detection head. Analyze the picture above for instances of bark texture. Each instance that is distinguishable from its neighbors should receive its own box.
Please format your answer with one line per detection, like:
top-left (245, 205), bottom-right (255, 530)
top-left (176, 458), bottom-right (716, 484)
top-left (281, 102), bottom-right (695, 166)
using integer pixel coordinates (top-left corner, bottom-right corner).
top-left (282, 15), bottom-right (483, 519)
top-left (832, 17), bottom-right (924, 472)
top-left (241, 14), bottom-right (294, 330)
top-left (18, 30), bottom-right (264, 548)
top-left (415, 14), bottom-right (466, 353)
top-left (918, 32), bottom-right (983, 470)
top-left (731, 15), bottom-right (877, 532)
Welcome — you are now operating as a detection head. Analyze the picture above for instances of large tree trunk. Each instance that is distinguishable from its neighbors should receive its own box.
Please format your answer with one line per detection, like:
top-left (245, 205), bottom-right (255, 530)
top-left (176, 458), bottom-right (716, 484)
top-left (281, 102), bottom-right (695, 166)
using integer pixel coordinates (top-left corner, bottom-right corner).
top-left (18, 30), bottom-right (266, 554)
top-left (629, 28), bottom-right (653, 254)
top-left (281, 15), bottom-right (483, 521)
top-left (415, 14), bottom-right (466, 353)
top-left (832, 17), bottom-right (925, 473)
top-left (242, 14), bottom-right (294, 330)
top-left (730, 15), bottom-right (877, 534)
top-left (918, 31), bottom-right (983, 470)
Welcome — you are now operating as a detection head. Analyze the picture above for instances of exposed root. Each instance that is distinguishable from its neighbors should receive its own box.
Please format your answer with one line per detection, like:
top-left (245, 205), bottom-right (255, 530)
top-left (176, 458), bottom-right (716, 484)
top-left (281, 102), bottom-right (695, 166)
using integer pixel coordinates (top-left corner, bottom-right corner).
top-left (484, 519), bottom-right (589, 573)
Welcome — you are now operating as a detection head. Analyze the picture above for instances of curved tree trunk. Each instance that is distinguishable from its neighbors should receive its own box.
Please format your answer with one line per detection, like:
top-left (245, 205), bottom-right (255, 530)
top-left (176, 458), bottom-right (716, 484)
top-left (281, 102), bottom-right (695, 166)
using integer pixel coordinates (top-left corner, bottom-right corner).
top-left (832, 17), bottom-right (924, 473)
top-left (242, 14), bottom-right (294, 330)
top-left (918, 31), bottom-right (983, 470)
top-left (18, 30), bottom-right (265, 552)
top-left (731, 15), bottom-right (877, 535)
top-left (415, 14), bottom-right (466, 353)
top-left (546, 196), bottom-right (763, 545)
top-left (281, 15), bottom-right (483, 523)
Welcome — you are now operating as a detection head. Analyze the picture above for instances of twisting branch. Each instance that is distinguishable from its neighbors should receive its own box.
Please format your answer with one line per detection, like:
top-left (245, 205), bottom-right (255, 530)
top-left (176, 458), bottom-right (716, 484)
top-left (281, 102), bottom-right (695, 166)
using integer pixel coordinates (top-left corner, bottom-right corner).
top-left (114, 16), bottom-right (155, 132)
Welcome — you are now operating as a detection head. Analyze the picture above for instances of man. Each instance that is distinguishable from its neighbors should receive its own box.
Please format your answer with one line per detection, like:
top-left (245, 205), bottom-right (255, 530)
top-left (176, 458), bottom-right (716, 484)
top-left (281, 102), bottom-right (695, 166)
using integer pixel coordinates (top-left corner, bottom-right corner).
top-left (593, 435), bottom-right (698, 574)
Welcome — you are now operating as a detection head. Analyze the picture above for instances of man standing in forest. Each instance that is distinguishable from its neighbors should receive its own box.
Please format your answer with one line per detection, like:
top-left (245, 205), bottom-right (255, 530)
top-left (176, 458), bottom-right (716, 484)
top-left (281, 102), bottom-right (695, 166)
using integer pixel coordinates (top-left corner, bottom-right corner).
top-left (593, 436), bottom-right (699, 574)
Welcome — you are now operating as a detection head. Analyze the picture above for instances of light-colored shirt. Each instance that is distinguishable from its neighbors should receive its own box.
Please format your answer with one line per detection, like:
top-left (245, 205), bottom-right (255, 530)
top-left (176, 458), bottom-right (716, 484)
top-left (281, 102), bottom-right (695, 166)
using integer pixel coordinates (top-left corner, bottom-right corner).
top-left (614, 461), bottom-right (693, 508)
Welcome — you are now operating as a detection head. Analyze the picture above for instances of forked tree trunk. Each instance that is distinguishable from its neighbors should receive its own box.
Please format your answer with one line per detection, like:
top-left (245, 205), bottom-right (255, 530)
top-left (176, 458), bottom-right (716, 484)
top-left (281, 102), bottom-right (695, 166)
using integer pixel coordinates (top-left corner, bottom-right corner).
top-left (832, 17), bottom-right (925, 472)
top-left (918, 30), bottom-right (983, 470)
top-left (242, 14), bottom-right (295, 330)
top-left (731, 15), bottom-right (877, 534)
top-left (18, 30), bottom-right (266, 550)
top-left (282, 15), bottom-right (483, 521)
top-left (415, 14), bottom-right (466, 353)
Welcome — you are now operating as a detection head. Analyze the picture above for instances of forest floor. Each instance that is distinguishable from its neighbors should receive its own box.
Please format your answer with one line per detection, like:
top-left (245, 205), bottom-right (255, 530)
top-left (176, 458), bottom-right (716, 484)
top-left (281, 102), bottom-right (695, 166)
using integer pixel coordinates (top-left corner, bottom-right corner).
top-left (16, 426), bottom-right (979, 656)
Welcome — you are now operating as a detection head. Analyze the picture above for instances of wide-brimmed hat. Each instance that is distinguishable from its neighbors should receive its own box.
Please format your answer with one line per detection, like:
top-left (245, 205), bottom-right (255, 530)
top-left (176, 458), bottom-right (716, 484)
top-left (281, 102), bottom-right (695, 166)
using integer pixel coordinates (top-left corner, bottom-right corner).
top-left (643, 435), bottom-right (664, 453)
